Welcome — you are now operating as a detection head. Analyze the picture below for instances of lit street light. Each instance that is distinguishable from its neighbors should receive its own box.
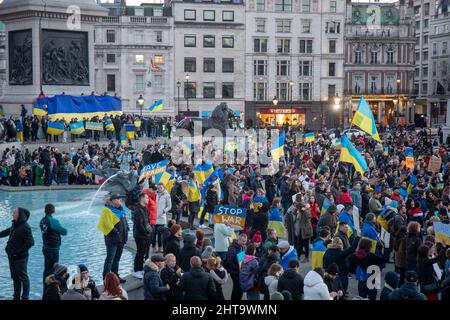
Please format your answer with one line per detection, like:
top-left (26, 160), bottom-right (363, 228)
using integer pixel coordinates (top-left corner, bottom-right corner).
top-left (137, 94), bottom-right (144, 117)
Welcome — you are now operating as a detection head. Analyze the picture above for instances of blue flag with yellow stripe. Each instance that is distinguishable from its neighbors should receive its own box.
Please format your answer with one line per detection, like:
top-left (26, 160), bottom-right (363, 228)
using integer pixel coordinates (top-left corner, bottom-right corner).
top-left (47, 122), bottom-right (65, 135)
top-left (340, 136), bottom-right (368, 175)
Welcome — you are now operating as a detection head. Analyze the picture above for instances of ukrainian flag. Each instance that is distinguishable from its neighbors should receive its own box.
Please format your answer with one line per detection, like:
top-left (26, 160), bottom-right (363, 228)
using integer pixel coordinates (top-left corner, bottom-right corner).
top-left (33, 102), bottom-right (47, 116)
top-left (148, 99), bottom-right (163, 112)
top-left (155, 169), bottom-right (173, 187)
top-left (47, 122), bottom-right (65, 135)
top-left (321, 198), bottom-right (332, 216)
top-left (271, 130), bottom-right (285, 160)
top-left (105, 120), bottom-right (115, 131)
top-left (362, 221), bottom-right (379, 254)
top-left (311, 239), bottom-right (327, 269)
top-left (352, 96), bottom-right (381, 141)
top-left (69, 121), bottom-right (85, 135)
top-left (268, 207), bottom-right (286, 238)
top-left (125, 124), bottom-right (135, 139)
top-left (340, 136), bottom-right (368, 175)
top-left (120, 135), bottom-right (127, 146)
top-left (187, 180), bottom-right (201, 202)
top-left (405, 147), bottom-right (414, 169)
top-left (97, 206), bottom-right (120, 236)
top-left (305, 132), bottom-right (315, 143)
top-left (193, 161), bottom-right (214, 185)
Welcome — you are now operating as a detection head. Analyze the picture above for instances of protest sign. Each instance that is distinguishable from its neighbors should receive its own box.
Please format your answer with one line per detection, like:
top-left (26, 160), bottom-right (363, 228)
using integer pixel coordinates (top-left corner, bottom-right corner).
top-left (140, 160), bottom-right (169, 179)
top-left (295, 133), bottom-right (303, 144)
top-left (212, 205), bottom-right (247, 227)
top-left (434, 221), bottom-right (450, 246)
top-left (428, 156), bottom-right (442, 173)
top-left (380, 227), bottom-right (390, 249)
top-left (85, 122), bottom-right (104, 131)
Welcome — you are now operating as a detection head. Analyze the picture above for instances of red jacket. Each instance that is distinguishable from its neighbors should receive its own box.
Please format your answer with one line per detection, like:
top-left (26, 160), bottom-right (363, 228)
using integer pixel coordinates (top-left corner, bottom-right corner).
top-left (337, 192), bottom-right (352, 205)
top-left (143, 189), bottom-right (157, 225)
top-left (407, 207), bottom-right (423, 217)
top-left (309, 201), bottom-right (320, 227)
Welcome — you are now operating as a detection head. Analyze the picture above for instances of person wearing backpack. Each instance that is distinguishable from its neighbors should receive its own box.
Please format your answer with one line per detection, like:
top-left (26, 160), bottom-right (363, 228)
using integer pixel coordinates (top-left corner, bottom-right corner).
top-left (239, 244), bottom-right (260, 300)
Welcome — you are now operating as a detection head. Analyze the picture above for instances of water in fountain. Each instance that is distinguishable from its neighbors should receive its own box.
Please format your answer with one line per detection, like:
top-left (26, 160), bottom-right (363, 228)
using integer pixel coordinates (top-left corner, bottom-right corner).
top-left (87, 171), bottom-right (121, 213)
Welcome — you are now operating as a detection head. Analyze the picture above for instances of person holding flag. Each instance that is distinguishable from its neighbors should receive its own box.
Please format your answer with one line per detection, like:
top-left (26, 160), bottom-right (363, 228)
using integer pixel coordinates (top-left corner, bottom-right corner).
top-left (352, 96), bottom-right (381, 141)
top-left (187, 172), bottom-right (201, 230)
top-left (340, 135), bottom-right (368, 176)
top-left (271, 130), bottom-right (285, 161)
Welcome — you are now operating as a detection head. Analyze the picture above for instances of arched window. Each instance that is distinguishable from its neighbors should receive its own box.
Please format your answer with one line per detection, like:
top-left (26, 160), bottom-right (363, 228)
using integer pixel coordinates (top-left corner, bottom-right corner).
top-left (354, 46), bottom-right (362, 64)
top-left (370, 47), bottom-right (379, 64)
top-left (387, 47), bottom-right (394, 64)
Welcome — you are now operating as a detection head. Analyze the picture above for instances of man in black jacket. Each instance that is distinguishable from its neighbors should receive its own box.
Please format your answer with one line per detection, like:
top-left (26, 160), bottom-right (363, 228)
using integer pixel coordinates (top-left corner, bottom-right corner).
top-left (225, 233), bottom-right (247, 300)
top-left (40, 147), bottom-right (51, 186)
top-left (179, 234), bottom-right (200, 272)
top-left (179, 256), bottom-right (216, 300)
top-left (132, 193), bottom-right (152, 275)
top-left (0, 207), bottom-right (34, 300)
top-left (277, 259), bottom-right (304, 300)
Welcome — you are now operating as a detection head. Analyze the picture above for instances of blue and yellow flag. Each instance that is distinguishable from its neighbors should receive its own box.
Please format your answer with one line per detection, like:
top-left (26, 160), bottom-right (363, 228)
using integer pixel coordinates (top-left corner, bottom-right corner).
top-left (125, 124), bottom-right (135, 139)
top-left (120, 135), bottom-right (127, 146)
top-left (271, 130), bottom-right (285, 160)
top-left (105, 120), bottom-right (115, 131)
top-left (340, 136), bottom-right (368, 175)
top-left (311, 239), bottom-right (327, 270)
top-left (33, 102), bottom-right (47, 116)
top-left (352, 96), bottom-right (381, 141)
top-left (305, 132), bottom-right (315, 143)
top-left (321, 198), bottom-right (332, 216)
top-left (187, 180), bottom-right (201, 202)
top-left (47, 122), bottom-right (65, 135)
top-left (193, 161), bottom-right (214, 185)
top-left (69, 121), bottom-right (85, 135)
top-left (155, 169), bottom-right (174, 187)
top-left (405, 147), bottom-right (414, 169)
top-left (97, 207), bottom-right (120, 236)
top-left (148, 99), bottom-right (163, 112)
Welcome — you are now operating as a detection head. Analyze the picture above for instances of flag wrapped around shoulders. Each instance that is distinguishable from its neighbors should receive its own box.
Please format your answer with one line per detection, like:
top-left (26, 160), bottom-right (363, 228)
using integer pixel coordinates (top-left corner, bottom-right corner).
top-left (105, 120), bottom-right (115, 131)
top-left (187, 180), bottom-right (201, 202)
top-left (125, 124), bottom-right (135, 139)
top-left (47, 122), bottom-right (65, 135)
top-left (304, 132), bottom-right (315, 143)
top-left (69, 121), bottom-right (85, 135)
top-left (271, 130), bottom-right (285, 160)
top-left (311, 239), bottom-right (327, 270)
top-left (97, 206), bottom-right (121, 236)
top-left (268, 207), bottom-right (286, 238)
top-left (352, 96), bottom-right (381, 141)
top-left (362, 221), bottom-right (378, 254)
top-left (148, 99), bottom-right (163, 112)
top-left (340, 136), bottom-right (368, 175)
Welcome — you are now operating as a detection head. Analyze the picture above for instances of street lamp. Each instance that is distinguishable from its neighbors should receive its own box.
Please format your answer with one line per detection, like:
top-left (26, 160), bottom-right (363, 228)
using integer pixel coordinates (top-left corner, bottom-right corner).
top-left (396, 78), bottom-right (401, 124)
top-left (333, 93), bottom-right (342, 128)
top-left (185, 73), bottom-right (190, 115)
top-left (137, 94), bottom-right (144, 117)
top-left (176, 81), bottom-right (181, 119)
top-left (272, 96), bottom-right (279, 127)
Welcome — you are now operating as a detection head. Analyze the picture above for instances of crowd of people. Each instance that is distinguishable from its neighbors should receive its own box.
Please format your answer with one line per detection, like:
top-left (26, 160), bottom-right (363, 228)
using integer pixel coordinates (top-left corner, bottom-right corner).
top-left (0, 125), bottom-right (450, 301)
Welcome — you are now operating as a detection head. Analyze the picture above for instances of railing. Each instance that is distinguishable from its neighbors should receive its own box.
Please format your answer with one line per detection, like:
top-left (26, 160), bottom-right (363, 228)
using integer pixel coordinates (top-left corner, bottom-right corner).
top-left (344, 89), bottom-right (416, 96)
top-left (130, 16), bottom-right (147, 24)
top-left (101, 16), bottom-right (119, 23)
top-left (100, 16), bottom-right (168, 24)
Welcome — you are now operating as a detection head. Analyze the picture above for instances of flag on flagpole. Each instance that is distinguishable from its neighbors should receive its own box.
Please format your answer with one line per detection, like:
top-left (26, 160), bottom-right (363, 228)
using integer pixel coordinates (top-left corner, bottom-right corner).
top-left (271, 130), bottom-right (285, 160)
top-left (193, 161), bottom-right (214, 185)
top-left (405, 147), bottom-right (414, 169)
top-left (340, 136), bottom-right (368, 175)
top-left (125, 124), bottom-right (135, 139)
top-left (47, 122), bottom-right (65, 135)
top-left (69, 121), bottom-right (85, 135)
top-left (304, 132), bottom-right (315, 143)
top-left (148, 99), bottom-right (163, 112)
top-left (352, 96), bottom-right (381, 141)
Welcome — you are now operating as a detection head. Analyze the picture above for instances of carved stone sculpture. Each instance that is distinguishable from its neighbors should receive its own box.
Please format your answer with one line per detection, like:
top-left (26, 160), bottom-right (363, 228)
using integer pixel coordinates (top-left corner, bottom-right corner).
top-left (9, 29), bottom-right (33, 85)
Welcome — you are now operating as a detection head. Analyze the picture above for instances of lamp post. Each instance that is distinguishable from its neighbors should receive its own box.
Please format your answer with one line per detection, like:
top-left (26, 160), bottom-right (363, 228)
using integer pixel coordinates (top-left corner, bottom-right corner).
top-left (137, 94), bottom-right (144, 117)
top-left (396, 78), bottom-right (401, 125)
top-left (333, 93), bottom-right (342, 128)
top-left (272, 96), bottom-right (279, 127)
top-left (176, 81), bottom-right (181, 118)
top-left (185, 73), bottom-right (190, 116)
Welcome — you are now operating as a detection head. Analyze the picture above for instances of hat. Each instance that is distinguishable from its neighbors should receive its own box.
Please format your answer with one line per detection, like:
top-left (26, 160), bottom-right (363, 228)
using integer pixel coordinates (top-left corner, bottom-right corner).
top-left (78, 264), bottom-right (88, 273)
top-left (170, 224), bottom-right (182, 235)
top-left (270, 292), bottom-right (284, 300)
top-left (109, 193), bottom-right (123, 200)
top-left (277, 240), bottom-right (290, 250)
top-left (281, 290), bottom-right (292, 300)
top-left (336, 204), bottom-right (345, 214)
top-left (365, 212), bottom-right (376, 223)
top-left (151, 254), bottom-right (165, 262)
top-left (201, 246), bottom-right (214, 260)
top-left (183, 233), bottom-right (196, 245)
top-left (252, 231), bottom-right (262, 243)
top-left (326, 263), bottom-right (339, 276)
top-left (384, 271), bottom-right (400, 289)
top-left (327, 205), bottom-right (338, 214)
top-left (53, 263), bottom-right (68, 277)
top-left (405, 270), bottom-right (418, 283)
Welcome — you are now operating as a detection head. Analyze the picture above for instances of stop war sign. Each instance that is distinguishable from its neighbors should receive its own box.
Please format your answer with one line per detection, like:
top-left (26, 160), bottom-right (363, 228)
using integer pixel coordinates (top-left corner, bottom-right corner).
top-left (212, 205), bottom-right (247, 227)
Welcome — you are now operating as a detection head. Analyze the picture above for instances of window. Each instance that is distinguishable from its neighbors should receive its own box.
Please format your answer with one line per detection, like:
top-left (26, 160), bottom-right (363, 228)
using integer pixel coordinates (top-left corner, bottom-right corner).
top-left (107, 74), bottom-right (115, 92)
top-left (222, 11), bottom-right (234, 22)
top-left (435, 26), bottom-right (439, 34)
top-left (415, 21), bottom-right (420, 30)
top-left (328, 84), bottom-right (336, 98)
top-left (329, 62), bottom-right (336, 76)
top-left (414, 5), bottom-right (421, 17)
top-left (135, 75), bottom-right (144, 91)
top-left (254, 60), bottom-right (267, 76)
top-left (155, 31), bottom-right (162, 43)
top-left (302, 0), bottom-right (310, 12)
top-left (299, 82), bottom-right (312, 100)
top-left (424, 3), bottom-right (430, 15)
top-left (370, 76), bottom-right (378, 93)
top-left (135, 7), bottom-right (144, 16)
top-left (203, 82), bottom-right (215, 98)
top-left (370, 49), bottom-right (378, 64)
top-left (433, 43), bottom-right (437, 55)
top-left (184, 57), bottom-right (196, 72)
top-left (354, 75), bottom-right (362, 94)
top-left (185, 82), bottom-right (196, 98)
top-left (106, 30), bottom-right (115, 43)
top-left (276, 82), bottom-right (289, 101)
top-left (254, 38), bottom-right (268, 53)
top-left (256, 19), bottom-right (266, 32)
top-left (299, 60), bottom-right (312, 76)
top-left (222, 58), bottom-right (234, 73)
top-left (433, 61), bottom-right (437, 76)
top-left (330, 1), bottom-right (337, 13)
top-left (254, 82), bottom-right (267, 101)
top-left (443, 42), bottom-right (448, 54)
top-left (203, 35), bottom-right (215, 48)
top-left (222, 83), bottom-right (234, 98)
top-left (256, 0), bottom-right (265, 11)
top-left (329, 40), bottom-right (336, 53)
top-left (299, 39), bottom-right (313, 53)
top-left (422, 82), bottom-right (428, 94)
top-left (154, 75), bottom-right (162, 91)
top-left (415, 68), bottom-right (420, 77)
top-left (302, 20), bottom-right (311, 33)
top-left (135, 30), bottom-right (144, 43)
top-left (386, 75), bottom-right (394, 93)
top-left (424, 35), bottom-right (428, 44)
top-left (442, 61), bottom-right (447, 76)
top-left (184, 9), bottom-right (196, 20)
top-left (135, 54), bottom-right (144, 64)
top-left (277, 39), bottom-right (290, 53)
top-left (387, 48), bottom-right (394, 64)
top-left (222, 36), bottom-right (234, 48)
top-left (275, 0), bottom-right (292, 12)
top-left (153, 7), bottom-right (163, 17)
top-left (423, 67), bottom-right (428, 77)
top-left (276, 60), bottom-right (290, 76)
top-left (154, 55), bottom-right (163, 64)
top-left (204, 10), bottom-right (215, 21)
top-left (106, 54), bottom-right (115, 64)
top-left (276, 20), bottom-right (291, 33)
top-left (423, 51), bottom-right (428, 60)
top-left (326, 21), bottom-right (341, 34)
top-left (203, 58), bottom-right (215, 72)
top-left (184, 35), bottom-right (196, 47)
top-left (424, 19), bottom-right (429, 28)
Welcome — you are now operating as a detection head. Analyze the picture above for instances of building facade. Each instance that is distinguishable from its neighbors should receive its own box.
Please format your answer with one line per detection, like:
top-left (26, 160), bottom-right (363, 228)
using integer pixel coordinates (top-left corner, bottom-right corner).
top-left (0, 22), bottom-right (6, 98)
top-left (95, 3), bottom-right (175, 115)
top-left (244, 0), bottom-right (345, 130)
top-left (344, 0), bottom-right (416, 128)
top-left (170, 0), bottom-right (246, 118)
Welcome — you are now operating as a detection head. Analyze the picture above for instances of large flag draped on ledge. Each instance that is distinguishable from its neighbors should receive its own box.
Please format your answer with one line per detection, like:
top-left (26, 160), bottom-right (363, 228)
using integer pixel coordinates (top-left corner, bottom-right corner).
top-left (340, 136), bottom-right (368, 175)
top-left (352, 96), bottom-right (381, 142)
top-left (35, 95), bottom-right (122, 121)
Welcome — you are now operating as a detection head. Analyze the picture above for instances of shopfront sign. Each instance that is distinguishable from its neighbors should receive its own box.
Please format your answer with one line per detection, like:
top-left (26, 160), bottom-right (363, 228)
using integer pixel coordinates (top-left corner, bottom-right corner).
top-left (259, 108), bottom-right (305, 114)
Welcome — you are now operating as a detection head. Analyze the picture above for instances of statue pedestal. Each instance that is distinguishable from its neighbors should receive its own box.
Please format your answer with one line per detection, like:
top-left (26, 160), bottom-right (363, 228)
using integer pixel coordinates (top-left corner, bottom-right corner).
top-left (0, 0), bottom-right (108, 115)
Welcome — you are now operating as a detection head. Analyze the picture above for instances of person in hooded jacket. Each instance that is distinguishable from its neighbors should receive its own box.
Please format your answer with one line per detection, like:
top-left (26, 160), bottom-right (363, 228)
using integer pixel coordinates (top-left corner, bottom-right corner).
top-left (179, 256), bottom-right (216, 300)
top-left (239, 244), bottom-right (260, 300)
top-left (264, 263), bottom-right (283, 297)
top-left (257, 245), bottom-right (280, 300)
top-left (323, 263), bottom-right (344, 300)
top-left (389, 270), bottom-right (426, 300)
top-left (303, 268), bottom-right (335, 300)
top-left (380, 271), bottom-right (399, 300)
top-left (42, 263), bottom-right (69, 300)
top-left (143, 254), bottom-right (170, 300)
top-left (277, 259), bottom-right (303, 300)
top-left (277, 240), bottom-right (298, 270)
top-left (179, 233), bottom-right (200, 272)
top-left (0, 207), bottom-right (34, 300)
top-left (164, 224), bottom-right (182, 261)
top-left (132, 192), bottom-right (152, 274)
